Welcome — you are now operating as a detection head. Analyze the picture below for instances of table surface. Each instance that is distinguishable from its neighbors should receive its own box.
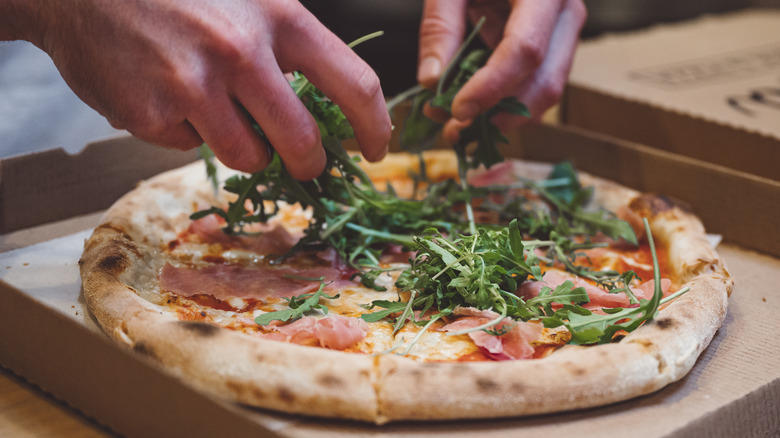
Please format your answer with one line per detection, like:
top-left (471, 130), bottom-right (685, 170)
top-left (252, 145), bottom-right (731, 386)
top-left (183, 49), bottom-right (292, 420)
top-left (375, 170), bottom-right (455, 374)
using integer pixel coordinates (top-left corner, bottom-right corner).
top-left (0, 367), bottom-right (110, 437)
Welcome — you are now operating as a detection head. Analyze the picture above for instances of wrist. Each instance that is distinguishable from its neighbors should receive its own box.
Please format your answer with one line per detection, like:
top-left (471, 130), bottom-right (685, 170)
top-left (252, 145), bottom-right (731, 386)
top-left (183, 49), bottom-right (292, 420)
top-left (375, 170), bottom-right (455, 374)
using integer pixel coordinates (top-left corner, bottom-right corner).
top-left (0, 0), bottom-right (54, 46)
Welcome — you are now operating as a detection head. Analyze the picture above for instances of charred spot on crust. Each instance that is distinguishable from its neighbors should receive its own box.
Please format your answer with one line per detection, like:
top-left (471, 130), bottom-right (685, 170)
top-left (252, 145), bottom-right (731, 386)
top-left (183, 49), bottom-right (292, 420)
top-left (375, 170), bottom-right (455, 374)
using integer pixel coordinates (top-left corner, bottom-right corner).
top-left (510, 382), bottom-right (526, 393)
top-left (568, 366), bottom-right (587, 377)
top-left (655, 318), bottom-right (674, 329)
top-left (177, 320), bottom-right (221, 337)
top-left (133, 342), bottom-right (158, 360)
top-left (96, 223), bottom-right (130, 238)
top-left (277, 386), bottom-right (296, 403)
top-left (98, 252), bottom-right (128, 275)
top-left (251, 387), bottom-right (267, 400)
top-left (476, 378), bottom-right (499, 392)
top-left (316, 373), bottom-right (344, 387)
top-left (629, 194), bottom-right (690, 217)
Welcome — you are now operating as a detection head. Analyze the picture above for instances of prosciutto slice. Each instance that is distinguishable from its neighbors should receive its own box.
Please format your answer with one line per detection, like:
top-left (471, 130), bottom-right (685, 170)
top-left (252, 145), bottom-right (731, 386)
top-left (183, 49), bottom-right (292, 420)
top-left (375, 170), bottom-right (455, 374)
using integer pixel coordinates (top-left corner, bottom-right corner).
top-left (518, 269), bottom-right (671, 310)
top-left (467, 161), bottom-right (517, 187)
top-left (160, 263), bottom-right (350, 300)
top-left (441, 308), bottom-right (542, 361)
top-left (186, 214), bottom-right (298, 255)
top-left (268, 315), bottom-right (369, 350)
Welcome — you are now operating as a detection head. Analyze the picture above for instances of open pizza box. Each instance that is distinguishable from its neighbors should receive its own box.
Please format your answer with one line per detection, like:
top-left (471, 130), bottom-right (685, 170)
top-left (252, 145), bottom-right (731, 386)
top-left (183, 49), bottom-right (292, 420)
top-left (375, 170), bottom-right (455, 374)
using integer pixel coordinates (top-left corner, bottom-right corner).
top-left (1, 123), bottom-right (779, 437)
top-left (562, 8), bottom-right (780, 183)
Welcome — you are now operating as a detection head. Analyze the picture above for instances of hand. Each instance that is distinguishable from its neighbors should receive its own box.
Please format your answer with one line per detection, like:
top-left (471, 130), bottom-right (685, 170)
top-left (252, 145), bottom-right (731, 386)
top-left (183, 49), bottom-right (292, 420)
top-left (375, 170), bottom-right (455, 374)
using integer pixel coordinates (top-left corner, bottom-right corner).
top-left (416, 0), bottom-right (586, 142)
top-left (4, 0), bottom-right (391, 180)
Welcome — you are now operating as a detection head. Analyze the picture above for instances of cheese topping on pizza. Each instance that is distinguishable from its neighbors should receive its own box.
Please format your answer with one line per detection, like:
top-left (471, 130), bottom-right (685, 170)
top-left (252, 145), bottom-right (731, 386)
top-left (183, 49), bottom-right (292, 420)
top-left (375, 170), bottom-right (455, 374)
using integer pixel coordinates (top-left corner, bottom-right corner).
top-left (147, 162), bottom-right (679, 363)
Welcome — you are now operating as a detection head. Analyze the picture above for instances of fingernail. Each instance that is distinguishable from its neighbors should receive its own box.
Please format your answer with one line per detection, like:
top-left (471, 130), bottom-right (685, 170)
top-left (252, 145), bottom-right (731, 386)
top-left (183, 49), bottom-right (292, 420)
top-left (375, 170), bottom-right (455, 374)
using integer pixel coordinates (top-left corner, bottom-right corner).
top-left (453, 101), bottom-right (480, 121)
top-left (418, 57), bottom-right (442, 85)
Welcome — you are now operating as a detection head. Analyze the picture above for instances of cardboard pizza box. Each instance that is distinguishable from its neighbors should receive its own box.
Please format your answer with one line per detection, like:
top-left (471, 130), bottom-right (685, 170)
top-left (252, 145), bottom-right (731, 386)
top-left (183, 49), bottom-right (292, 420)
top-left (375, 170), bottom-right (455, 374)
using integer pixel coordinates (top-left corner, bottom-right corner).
top-left (0, 136), bottom-right (198, 235)
top-left (563, 8), bottom-right (780, 182)
top-left (1, 125), bottom-right (779, 437)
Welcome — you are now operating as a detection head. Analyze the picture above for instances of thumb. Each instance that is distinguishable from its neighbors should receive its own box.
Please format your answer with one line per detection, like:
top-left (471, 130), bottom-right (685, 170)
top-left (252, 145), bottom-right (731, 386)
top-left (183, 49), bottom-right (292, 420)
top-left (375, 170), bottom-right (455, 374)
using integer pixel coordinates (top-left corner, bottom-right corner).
top-left (417, 0), bottom-right (469, 89)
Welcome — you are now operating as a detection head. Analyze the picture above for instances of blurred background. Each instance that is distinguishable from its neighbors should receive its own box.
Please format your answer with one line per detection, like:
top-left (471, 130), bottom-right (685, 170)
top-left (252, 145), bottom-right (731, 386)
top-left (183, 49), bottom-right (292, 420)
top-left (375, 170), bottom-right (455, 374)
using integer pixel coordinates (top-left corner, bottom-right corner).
top-left (1, 0), bottom-right (778, 158)
top-left (303, 0), bottom-right (780, 95)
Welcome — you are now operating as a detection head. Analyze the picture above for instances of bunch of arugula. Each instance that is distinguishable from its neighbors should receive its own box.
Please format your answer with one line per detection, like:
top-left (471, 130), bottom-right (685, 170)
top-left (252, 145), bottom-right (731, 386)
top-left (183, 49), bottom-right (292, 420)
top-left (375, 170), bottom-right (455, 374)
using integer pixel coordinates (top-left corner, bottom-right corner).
top-left (363, 218), bottom-right (687, 346)
top-left (193, 33), bottom-right (469, 286)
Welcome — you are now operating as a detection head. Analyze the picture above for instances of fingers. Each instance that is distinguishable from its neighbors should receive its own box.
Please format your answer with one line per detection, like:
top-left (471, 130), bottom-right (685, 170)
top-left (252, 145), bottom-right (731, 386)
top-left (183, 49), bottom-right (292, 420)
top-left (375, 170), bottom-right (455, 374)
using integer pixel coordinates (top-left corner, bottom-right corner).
top-left (232, 51), bottom-right (326, 180)
top-left (417, 0), bottom-right (469, 89)
top-left (187, 94), bottom-right (274, 173)
top-left (442, 118), bottom-right (470, 144)
top-left (125, 119), bottom-right (204, 151)
top-left (492, 0), bottom-right (587, 126)
top-left (275, 12), bottom-right (391, 165)
top-left (466, 0), bottom-right (511, 48)
top-left (452, 0), bottom-right (565, 121)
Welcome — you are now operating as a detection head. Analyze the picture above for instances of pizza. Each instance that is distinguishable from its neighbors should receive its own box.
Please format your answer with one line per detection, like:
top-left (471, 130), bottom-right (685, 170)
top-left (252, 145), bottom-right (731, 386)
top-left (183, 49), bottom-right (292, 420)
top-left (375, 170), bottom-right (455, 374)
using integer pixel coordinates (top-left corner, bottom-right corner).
top-left (78, 149), bottom-right (733, 424)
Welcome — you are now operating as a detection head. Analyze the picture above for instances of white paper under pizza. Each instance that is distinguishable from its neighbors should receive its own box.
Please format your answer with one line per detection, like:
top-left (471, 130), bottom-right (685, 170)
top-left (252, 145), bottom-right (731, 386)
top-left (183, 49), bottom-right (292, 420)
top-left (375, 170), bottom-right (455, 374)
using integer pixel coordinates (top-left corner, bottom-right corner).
top-left (0, 230), bottom-right (99, 329)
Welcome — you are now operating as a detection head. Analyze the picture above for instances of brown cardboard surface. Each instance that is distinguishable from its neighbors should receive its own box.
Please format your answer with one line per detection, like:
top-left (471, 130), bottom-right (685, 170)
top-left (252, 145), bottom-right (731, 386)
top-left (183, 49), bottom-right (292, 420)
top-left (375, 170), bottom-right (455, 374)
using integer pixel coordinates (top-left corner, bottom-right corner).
top-left (564, 9), bottom-right (780, 181)
top-left (515, 123), bottom-right (780, 258)
top-left (0, 136), bottom-right (197, 234)
top-left (0, 127), bottom-right (779, 437)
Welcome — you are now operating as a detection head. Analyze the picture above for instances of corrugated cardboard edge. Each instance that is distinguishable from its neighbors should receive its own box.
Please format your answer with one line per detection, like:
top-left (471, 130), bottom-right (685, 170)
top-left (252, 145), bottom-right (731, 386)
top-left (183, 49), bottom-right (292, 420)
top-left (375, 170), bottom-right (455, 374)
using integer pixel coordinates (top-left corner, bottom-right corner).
top-left (566, 80), bottom-right (780, 143)
top-left (0, 136), bottom-right (198, 234)
top-left (0, 279), bottom-right (279, 438)
top-left (563, 9), bottom-right (780, 181)
top-left (562, 84), bottom-right (780, 181)
top-left (513, 123), bottom-right (780, 257)
top-left (568, 9), bottom-right (780, 141)
top-left (669, 378), bottom-right (780, 438)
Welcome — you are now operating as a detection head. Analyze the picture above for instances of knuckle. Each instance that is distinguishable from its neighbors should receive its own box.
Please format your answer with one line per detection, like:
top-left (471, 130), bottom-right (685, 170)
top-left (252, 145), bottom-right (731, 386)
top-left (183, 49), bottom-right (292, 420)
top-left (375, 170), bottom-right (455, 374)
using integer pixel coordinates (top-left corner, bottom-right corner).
top-left (211, 144), bottom-right (244, 168)
top-left (512, 39), bottom-right (545, 70)
top-left (213, 31), bottom-right (255, 71)
top-left (121, 106), bottom-right (185, 147)
top-left (173, 68), bottom-right (208, 100)
top-left (352, 66), bottom-right (382, 102)
top-left (285, 121), bottom-right (321, 153)
top-left (539, 75), bottom-right (566, 103)
top-left (419, 15), bottom-right (450, 39)
top-left (215, 139), bottom-right (270, 172)
top-left (122, 113), bottom-right (165, 140)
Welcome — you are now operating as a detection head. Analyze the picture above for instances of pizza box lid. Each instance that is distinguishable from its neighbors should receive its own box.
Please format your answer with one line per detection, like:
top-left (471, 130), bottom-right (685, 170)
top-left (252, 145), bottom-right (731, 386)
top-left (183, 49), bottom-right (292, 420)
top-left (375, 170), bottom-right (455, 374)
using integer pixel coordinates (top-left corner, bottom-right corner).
top-left (562, 8), bottom-right (780, 182)
top-left (0, 124), bottom-right (779, 437)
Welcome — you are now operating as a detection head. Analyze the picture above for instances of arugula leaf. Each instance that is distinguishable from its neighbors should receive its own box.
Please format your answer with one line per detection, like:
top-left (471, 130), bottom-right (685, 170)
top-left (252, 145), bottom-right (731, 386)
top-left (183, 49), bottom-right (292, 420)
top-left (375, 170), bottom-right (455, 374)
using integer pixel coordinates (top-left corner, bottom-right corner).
top-left (399, 88), bottom-right (440, 151)
top-left (396, 17), bottom-right (530, 173)
top-left (544, 162), bottom-right (582, 205)
top-left (525, 281), bottom-right (590, 317)
top-left (254, 277), bottom-right (339, 325)
top-left (198, 143), bottom-right (219, 193)
top-left (560, 218), bottom-right (668, 344)
top-left (360, 300), bottom-right (410, 323)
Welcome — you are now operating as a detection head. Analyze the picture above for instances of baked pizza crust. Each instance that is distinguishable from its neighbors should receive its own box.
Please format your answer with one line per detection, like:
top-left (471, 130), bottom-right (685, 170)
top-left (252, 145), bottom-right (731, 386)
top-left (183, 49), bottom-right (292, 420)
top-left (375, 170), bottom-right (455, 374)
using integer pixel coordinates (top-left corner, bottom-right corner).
top-left (79, 152), bottom-right (732, 424)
